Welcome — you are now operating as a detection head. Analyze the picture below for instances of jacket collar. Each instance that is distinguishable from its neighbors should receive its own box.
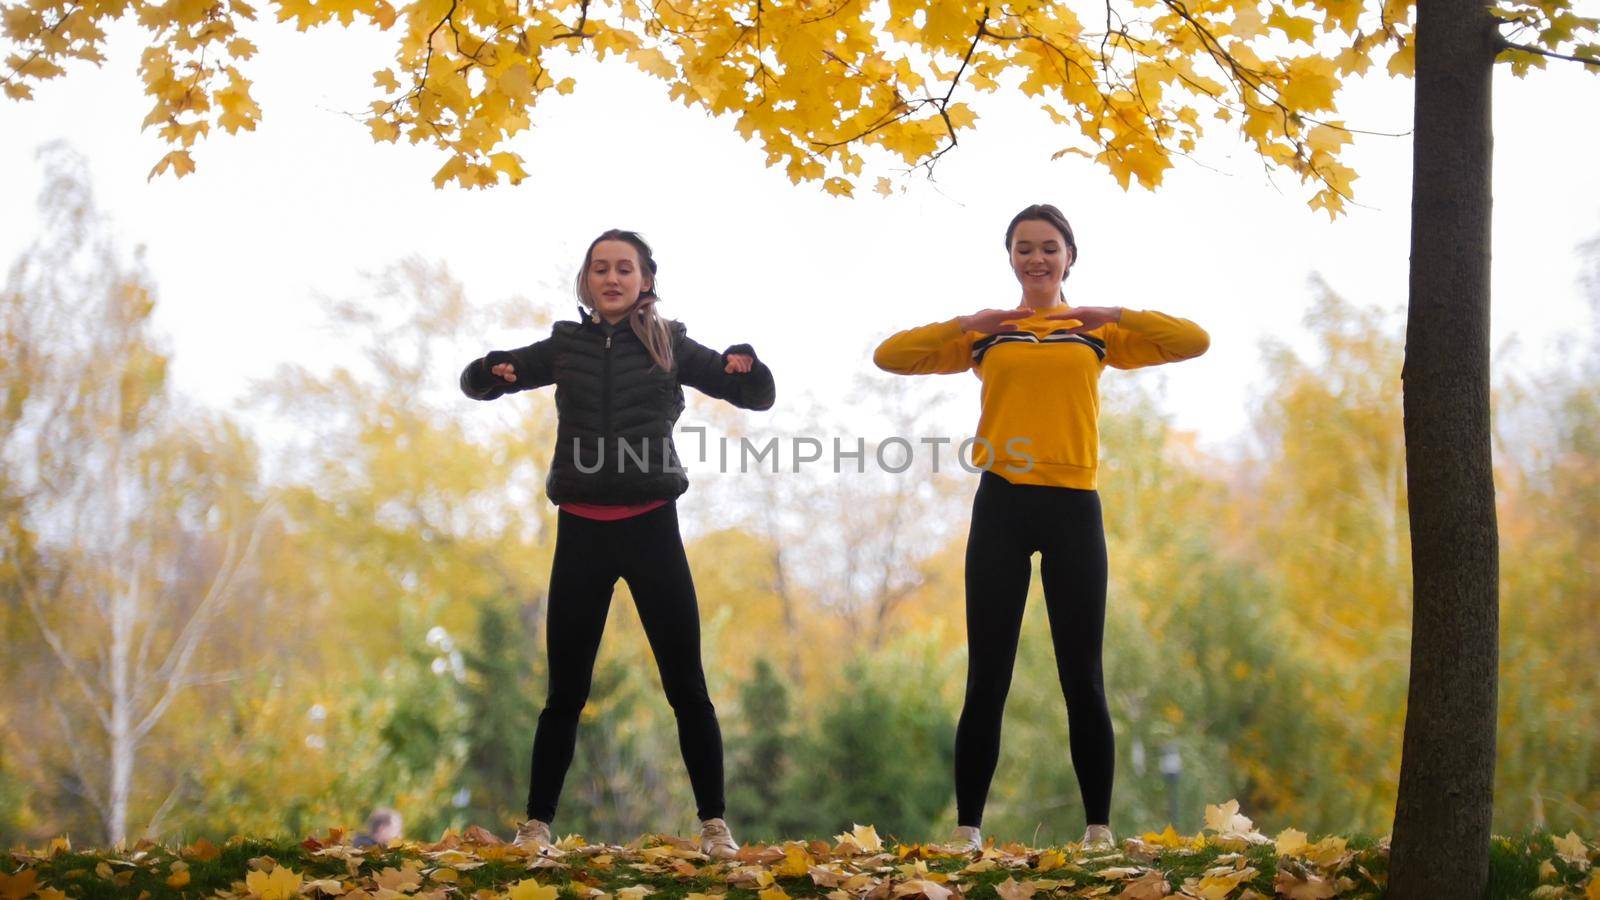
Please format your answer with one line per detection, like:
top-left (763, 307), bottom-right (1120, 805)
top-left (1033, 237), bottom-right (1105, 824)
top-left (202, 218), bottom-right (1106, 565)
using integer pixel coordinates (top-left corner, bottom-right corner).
top-left (578, 304), bottom-right (629, 337)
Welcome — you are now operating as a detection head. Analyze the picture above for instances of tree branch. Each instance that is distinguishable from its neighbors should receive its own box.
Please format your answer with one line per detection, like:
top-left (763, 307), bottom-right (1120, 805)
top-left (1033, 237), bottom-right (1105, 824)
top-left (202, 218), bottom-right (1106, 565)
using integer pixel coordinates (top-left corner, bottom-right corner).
top-left (50, 699), bottom-right (109, 826)
top-left (919, 8), bottom-right (990, 170)
top-left (1499, 39), bottom-right (1600, 68)
top-left (143, 774), bottom-right (188, 840)
top-left (134, 496), bottom-right (283, 742)
top-left (553, 0), bottom-right (596, 39)
top-left (23, 573), bottom-right (113, 732)
top-left (0, 0), bottom-right (83, 88)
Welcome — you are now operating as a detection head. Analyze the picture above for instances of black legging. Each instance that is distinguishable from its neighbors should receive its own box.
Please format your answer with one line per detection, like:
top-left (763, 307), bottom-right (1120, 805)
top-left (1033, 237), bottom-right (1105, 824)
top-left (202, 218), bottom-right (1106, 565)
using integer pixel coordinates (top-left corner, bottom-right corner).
top-left (954, 470), bottom-right (1114, 827)
top-left (525, 502), bottom-right (725, 823)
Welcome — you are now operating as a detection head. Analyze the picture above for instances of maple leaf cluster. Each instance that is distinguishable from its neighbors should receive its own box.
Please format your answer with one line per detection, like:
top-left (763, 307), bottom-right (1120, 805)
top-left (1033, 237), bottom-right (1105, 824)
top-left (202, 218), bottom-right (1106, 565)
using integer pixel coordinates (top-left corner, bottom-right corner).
top-left (3, 801), bottom-right (1599, 898)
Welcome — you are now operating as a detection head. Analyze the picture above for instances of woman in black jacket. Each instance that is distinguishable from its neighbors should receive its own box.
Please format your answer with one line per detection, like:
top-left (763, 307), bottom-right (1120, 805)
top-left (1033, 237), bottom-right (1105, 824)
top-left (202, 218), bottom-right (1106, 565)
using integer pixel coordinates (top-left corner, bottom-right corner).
top-left (460, 229), bottom-right (774, 857)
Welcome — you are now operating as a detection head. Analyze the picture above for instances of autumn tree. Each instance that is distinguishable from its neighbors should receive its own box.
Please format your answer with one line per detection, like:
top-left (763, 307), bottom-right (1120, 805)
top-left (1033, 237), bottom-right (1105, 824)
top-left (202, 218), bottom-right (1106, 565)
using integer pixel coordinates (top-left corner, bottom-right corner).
top-left (723, 658), bottom-right (796, 841)
top-left (177, 259), bottom-right (575, 839)
top-left (1490, 234), bottom-right (1600, 835)
top-left (0, 144), bottom-right (281, 846)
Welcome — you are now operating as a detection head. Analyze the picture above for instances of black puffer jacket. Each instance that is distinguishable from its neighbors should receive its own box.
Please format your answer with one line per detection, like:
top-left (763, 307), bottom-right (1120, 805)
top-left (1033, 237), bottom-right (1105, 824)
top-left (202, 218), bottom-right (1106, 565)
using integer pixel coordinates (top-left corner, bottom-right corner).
top-left (460, 310), bottom-right (776, 505)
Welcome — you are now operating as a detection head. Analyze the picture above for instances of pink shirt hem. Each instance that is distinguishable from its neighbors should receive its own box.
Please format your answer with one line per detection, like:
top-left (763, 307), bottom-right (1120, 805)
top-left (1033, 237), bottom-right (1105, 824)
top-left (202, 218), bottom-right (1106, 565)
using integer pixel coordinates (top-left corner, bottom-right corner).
top-left (560, 499), bottom-right (670, 521)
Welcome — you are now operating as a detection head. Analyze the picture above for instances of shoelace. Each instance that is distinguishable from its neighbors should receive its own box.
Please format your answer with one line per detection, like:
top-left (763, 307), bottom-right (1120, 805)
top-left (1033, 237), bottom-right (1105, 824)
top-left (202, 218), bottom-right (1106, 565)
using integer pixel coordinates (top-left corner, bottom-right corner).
top-left (701, 821), bottom-right (736, 850)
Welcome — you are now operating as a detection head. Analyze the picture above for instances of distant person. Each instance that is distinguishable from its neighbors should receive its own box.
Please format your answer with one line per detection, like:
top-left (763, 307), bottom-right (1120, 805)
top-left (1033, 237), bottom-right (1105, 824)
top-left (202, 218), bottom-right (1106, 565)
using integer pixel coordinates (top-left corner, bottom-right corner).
top-left (352, 807), bottom-right (402, 847)
top-left (873, 204), bottom-right (1209, 853)
top-left (460, 229), bottom-right (775, 858)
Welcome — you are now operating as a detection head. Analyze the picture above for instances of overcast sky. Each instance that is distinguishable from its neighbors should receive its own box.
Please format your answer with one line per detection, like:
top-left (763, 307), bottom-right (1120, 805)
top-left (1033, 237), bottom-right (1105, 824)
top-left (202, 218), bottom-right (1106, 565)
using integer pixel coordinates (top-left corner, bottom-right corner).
top-left (3, 20), bottom-right (1598, 468)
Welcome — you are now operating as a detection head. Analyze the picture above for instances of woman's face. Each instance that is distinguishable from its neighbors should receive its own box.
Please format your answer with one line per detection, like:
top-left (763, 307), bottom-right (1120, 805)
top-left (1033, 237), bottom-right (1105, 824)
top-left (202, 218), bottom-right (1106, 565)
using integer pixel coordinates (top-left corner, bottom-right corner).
top-left (1009, 218), bottom-right (1074, 293)
top-left (585, 239), bottom-right (651, 321)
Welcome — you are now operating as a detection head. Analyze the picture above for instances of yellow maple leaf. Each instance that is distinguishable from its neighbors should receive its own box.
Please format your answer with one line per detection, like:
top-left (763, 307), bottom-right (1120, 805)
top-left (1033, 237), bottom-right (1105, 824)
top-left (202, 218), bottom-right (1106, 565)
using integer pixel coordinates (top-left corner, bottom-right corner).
top-left (1275, 828), bottom-right (1309, 857)
top-left (508, 879), bottom-right (560, 900)
top-left (489, 152), bottom-right (529, 184)
top-left (215, 77), bottom-right (261, 133)
top-left (1227, 3), bottom-right (1265, 37)
top-left (1120, 870), bottom-right (1172, 899)
top-left (1554, 831), bottom-right (1592, 867)
top-left (625, 45), bottom-right (675, 79)
top-left (1267, 7), bottom-right (1317, 43)
top-left (892, 881), bottom-right (953, 900)
top-left (1279, 57), bottom-right (1339, 112)
top-left (368, 117), bottom-right (400, 142)
top-left (1303, 836), bottom-right (1348, 868)
top-left (844, 819), bottom-right (883, 845)
top-left (1387, 41), bottom-right (1416, 77)
top-left (1190, 866), bottom-right (1257, 900)
top-left (945, 102), bottom-right (978, 129)
top-left (993, 877), bottom-right (1034, 900)
top-left (1305, 123), bottom-right (1351, 155)
top-left (758, 887), bottom-right (790, 900)
top-left (432, 155), bottom-right (468, 189)
top-left (1142, 826), bottom-right (1185, 848)
top-left (373, 862), bottom-right (423, 891)
top-left (148, 149), bottom-right (196, 180)
top-left (1333, 46), bottom-right (1373, 77)
top-left (0, 869), bottom-right (38, 900)
top-left (1203, 800), bottom-right (1254, 835)
top-left (775, 844), bottom-right (813, 878)
top-left (245, 864), bottom-right (303, 900)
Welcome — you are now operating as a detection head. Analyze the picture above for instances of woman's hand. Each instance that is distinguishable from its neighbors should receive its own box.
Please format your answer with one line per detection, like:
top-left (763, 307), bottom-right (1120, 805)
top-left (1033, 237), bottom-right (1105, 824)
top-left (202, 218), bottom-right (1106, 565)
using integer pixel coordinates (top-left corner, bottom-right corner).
top-left (959, 308), bottom-right (1033, 334)
top-left (1044, 306), bottom-right (1123, 333)
top-left (490, 361), bottom-right (518, 383)
top-left (724, 353), bottom-right (754, 374)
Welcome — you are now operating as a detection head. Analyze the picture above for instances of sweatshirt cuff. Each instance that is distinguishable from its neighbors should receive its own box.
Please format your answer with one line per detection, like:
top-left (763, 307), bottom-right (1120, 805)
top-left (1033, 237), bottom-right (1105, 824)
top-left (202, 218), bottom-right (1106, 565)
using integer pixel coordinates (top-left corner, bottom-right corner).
top-left (463, 351), bottom-right (515, 398)
top-left (722, 343), bottom-right (758, 363)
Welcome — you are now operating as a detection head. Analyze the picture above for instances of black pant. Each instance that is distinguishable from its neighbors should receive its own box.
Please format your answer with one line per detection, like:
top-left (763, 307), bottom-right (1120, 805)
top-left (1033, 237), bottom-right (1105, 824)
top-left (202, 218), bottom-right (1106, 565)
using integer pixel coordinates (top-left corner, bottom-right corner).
top-left (955, 470), bottom-right (1114, 827)
top-left (525, 502), bottom-right (725, 823)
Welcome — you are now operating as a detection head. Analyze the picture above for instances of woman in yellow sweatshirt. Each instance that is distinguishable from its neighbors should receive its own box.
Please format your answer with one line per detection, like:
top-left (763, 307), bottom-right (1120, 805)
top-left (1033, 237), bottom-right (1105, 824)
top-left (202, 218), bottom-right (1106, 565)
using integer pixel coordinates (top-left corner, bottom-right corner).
top-left (873, 204), bottom-right (1209, 853)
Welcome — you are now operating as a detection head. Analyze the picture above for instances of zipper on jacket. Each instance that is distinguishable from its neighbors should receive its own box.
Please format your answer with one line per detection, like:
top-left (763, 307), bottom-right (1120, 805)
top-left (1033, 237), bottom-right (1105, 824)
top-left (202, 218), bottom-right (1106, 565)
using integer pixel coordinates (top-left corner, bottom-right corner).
top-left (602, 332), bottom-right (613, 438)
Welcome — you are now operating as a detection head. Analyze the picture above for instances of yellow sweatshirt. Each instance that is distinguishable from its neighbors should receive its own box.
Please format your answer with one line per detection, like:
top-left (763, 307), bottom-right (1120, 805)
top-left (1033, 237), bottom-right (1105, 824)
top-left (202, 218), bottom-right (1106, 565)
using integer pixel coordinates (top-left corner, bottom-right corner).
top-left (872, 307), bottom-right (1209, 490)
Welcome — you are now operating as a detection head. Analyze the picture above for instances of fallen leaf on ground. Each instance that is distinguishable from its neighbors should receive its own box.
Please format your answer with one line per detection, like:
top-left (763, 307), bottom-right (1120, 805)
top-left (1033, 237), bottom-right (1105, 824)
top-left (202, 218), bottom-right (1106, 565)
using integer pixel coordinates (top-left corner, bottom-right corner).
top-left (993, 876), bottom-right (1035, 900)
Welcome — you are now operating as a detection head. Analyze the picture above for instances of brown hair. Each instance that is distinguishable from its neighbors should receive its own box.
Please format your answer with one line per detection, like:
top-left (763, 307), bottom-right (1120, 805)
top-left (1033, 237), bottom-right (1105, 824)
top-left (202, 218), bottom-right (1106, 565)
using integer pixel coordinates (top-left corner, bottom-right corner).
top-left (575, 229), bottom-right (675, 372)
top-left (1004, 204), bottom-right (1078, 280)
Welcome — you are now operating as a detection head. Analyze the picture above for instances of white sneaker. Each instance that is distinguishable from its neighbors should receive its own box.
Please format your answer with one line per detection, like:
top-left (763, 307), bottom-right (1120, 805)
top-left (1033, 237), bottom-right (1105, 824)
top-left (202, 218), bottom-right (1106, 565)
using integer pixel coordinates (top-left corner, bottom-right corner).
top-left (513, 818), bottom-right (554, 850)
top-left (699, 817), bottom-right (739, 859)
top-left (947, 825), bottom-right (983, 853)
top-left (1081, 824), bottom-right (1115, 852)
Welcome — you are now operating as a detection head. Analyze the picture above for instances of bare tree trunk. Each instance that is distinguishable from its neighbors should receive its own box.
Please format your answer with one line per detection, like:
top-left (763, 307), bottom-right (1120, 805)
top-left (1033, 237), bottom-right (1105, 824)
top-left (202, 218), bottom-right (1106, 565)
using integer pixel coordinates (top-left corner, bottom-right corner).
top-left (108, 573), bottom-right (134, 846)
top-left (1389, 0), bottom-right (1500, 895)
